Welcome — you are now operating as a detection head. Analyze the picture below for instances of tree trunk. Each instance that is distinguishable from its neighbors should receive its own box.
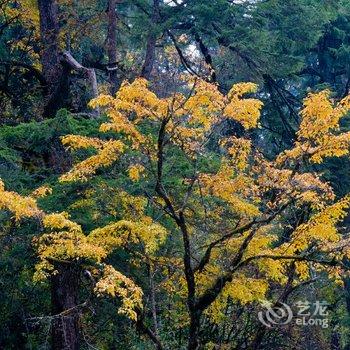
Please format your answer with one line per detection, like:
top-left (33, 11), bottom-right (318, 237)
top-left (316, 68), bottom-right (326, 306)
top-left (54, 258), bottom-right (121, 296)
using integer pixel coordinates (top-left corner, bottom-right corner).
top-left (140, 0), bottom-right (160, 79)
top-left (317, 29), bottom-right (336, 85)
top-left (51, 264), bottom-right (80, 350)
top-left (37, 0), bottom-right (61, 84)
top-left (61, 51), bottom-right (100, 117)
top-left (330, 326), bottom-right (341, 350)
top-left (38, 0), bottom-right (66, 118)
top-left (107, 0), bottom-right (119, 93)
top-left (188, 310), bottom-right (201, 350)
top-left (179, 213), bottom-right (201, 350)
top-left (148, 263), bottom-right (159, 337)
top-left (194, 33), bottom-right (216, 83)
top-left (343, 275), bottom-right (350, 350)
top-left (38, 0), bottom-right (100, 118)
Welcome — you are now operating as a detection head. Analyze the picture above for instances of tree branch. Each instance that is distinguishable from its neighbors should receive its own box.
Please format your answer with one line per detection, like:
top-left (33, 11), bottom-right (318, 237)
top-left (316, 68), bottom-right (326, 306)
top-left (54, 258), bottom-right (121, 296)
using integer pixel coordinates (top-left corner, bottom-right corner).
top-left (195, 202), bottom-right (290, 273)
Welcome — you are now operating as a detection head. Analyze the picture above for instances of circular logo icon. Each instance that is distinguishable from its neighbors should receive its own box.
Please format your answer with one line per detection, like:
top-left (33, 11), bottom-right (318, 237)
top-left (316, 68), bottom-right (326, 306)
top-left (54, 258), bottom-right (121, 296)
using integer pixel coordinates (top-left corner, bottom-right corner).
top-left (258, 302), bottom-right (293, 328)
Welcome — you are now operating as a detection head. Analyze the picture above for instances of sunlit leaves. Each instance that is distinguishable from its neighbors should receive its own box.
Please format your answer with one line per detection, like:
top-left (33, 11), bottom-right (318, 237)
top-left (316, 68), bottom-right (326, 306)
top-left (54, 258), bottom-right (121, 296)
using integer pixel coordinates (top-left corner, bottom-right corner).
top-left (224, 82), bottom-right (263, 129)
top-left (60, 140), bottom-right (125, 182)
top-left (278, 90), bottom-right (350, 164)
top-left (94, 265), bottom-right (143, 321)
top-left (128, 164), bottom-right (145, 182)
top-left (89, 219), bottom-right (168, 254)
top-left (0, 179), bottom-right (42, 220)
top-left (4, 79), bottom-right (350, 332)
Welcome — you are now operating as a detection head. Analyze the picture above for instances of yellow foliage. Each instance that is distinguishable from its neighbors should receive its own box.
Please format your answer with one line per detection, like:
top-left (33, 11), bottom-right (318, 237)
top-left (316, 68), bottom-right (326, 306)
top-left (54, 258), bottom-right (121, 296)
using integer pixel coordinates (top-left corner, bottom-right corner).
top-left (259, 258), bottom-right (288, 283)
top-left (89, 219), bottom-right (168, 254)
top-left (5, 81), bottom-right (350, 328)
top-left (221, 136), bottom-right (252, 171)
top-left (94, 265), bottom-right (143, 321)
top-left (256, 160), bottom-right (334, 209)
top-left (205, 276), bottom-right (268, 323)
top-left (60, 140), bottom-right (125, 181)
top-left (0, 178), bottom-right (148, 321)
top-left (83, 78), bottom-right (263, 164)
top-left (31, 210), bottom-right (148, 321)
top-left (224, 82), bottom-right (263, 129)
top-left (90, 78), bottom-right (167, 121)
top-left (286, 195), bottom-right (350, 253)
top-left (31, 185), bottom-right (52, 199)
top-left (61, 135), bottom-right (105, 150)
top-left (277, 90), bottom-right (350, 164)
top-left (0, 179), bottom-right (42, 220)
top-left (128, 164), bottom-right (145, 182)
top-left (295, 261), bottom-right (310, 280)
top-left (116, 191), bottom-right (147, 219)
top-left (183, 80), bottom-right (224, 131)
top-left (43, 212), bottom-right (82, 233)
top-left (34, 230), bottom-right (107, 280)
top-left (5, 0), bottom-right (40, 31)
top-left (199, 163), bottom-right (260, 217)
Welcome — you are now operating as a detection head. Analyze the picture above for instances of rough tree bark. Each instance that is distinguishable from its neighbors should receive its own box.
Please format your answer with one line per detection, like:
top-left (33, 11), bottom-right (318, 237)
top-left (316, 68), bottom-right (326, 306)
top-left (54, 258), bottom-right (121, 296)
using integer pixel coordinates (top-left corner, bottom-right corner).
top-left (107, 0), bottom-right (119, 93)
top-left (140, 0), bottom-right (160, 79)
top-left (37, 0), bottom-right (68, 118)
top-left (51, 263), bottom-right (80, 350)
top-left (38, 0), bottom-right (99, 118)
top-left (37, 0), bottom-right (61, 84)
top-left (60, 51), bottom-right (99, 117)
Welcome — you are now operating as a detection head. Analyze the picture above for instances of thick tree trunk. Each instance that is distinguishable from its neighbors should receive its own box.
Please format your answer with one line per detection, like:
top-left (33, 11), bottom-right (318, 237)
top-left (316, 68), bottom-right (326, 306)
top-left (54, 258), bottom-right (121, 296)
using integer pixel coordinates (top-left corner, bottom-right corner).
top-left (188, 310), bottom-right (201, 350)
top-left (140, 0), bottom-right (160, 79)
top-left (38, 0), bottom-right (67, 118)
top-left (107, 0), bottom-right (119, 93)
top-left (317, 29), bottom-right (337, 85)
top-left (38, 0), bottom-right (101, 118)
top-left (51, 264), bottom-right (80, 350)
top-left (37, 0), bottom-right (61, 84)
top-left (141, 35), bottom-right (157, 80)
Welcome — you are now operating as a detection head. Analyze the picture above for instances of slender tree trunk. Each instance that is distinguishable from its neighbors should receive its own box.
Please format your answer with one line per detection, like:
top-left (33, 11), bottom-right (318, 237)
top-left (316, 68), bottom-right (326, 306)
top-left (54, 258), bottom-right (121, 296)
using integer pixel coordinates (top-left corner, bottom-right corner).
top-left (343, 275), bottom-right (350, 350)
top-left (330, 325), bottom-right (341, 350)
top-left (194, 33), bottom-right (216, 83)
top-left (156, 120), bottom-right (201, 349)
top-left (107, 0), bottom-right (119, 93)
top-left (51, 264), bottom-right (80, 350)
top-left (148, 263), bottom-right (159, 337)
top-left (140, 0), bottom-right (160, 79)
top-left (178, 213), bottom-right (201, 350)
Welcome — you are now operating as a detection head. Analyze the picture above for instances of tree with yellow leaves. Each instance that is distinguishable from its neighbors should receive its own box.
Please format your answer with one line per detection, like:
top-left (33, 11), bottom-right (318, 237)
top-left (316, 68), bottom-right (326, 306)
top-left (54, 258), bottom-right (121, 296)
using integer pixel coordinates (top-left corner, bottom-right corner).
top-left (0, 179), bottom-right (158, 349)
top-left (2, 78), bottom-right (350, 349)
top-left (60, 78), bottom-right (350, 349)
